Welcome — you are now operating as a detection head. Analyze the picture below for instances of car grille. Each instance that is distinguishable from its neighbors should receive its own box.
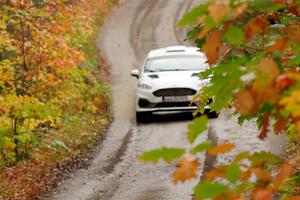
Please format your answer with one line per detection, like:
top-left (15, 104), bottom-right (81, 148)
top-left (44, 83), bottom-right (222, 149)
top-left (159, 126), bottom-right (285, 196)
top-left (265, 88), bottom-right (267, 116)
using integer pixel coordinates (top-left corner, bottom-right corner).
top-left (155, 102), bottom-right (196, 108)
top-left (138, 98), bottom-right (196, 108)
top-left (153, 88), bottom-right (197, 97)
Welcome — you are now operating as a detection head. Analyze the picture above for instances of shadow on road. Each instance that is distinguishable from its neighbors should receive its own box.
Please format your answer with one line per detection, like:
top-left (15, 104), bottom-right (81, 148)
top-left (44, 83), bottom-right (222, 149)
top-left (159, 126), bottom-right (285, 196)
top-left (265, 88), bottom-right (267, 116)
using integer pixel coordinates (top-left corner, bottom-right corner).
top-left (151, 112), bottom-right (194, 123)
top-left (137, 110), bottom-right (218, 124)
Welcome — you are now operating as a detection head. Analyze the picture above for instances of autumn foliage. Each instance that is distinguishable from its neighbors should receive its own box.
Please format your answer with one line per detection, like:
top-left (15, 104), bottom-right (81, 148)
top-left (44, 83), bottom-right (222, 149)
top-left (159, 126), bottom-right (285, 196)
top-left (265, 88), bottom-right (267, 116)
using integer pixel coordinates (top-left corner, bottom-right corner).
top-left (141, 0), bottom-right (300, 199)
top-left (0, 0), bottom-right (116, 198)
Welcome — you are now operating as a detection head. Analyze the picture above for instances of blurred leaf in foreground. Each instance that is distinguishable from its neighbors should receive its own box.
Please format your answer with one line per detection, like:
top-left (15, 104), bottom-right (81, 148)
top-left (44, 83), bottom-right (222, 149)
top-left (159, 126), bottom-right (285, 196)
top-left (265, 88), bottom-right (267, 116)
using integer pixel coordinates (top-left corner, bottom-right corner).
top-left (140, 147), bottom-right (185, 163)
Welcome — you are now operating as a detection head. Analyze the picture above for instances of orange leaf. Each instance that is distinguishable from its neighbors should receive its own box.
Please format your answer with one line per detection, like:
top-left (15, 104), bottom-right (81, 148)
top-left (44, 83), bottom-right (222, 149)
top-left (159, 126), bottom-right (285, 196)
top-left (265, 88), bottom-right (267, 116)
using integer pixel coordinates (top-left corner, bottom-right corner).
top-left (284, 26), bottom-right (300, 43)
top-left (198, 25), bottom-right (212, 39)
top-left (258, 58), bottom-right (279, 79)
top-left (208, 143), bottom-right (235, 156)
top-left (231, 194), bottom-right (246, 200)
top-left (274, 117), bottom-right (287, 134)
top-left (295, 121), bottom-right (300, 136)
top-left (240, 170), bottom-right (252, 180)
top-left (267, 37), bottom-right (287, 53)
top-left (231, 4), bottom-right (247, 18)
top-left (277, 74), bottom-right (295, 91)
top-left (252, 168), bottom-right (272, 182)
top-left (234, 90), bottom-right (256, 115)
top-left (251, 187), bottom-right (272, 200)
top-left (273, 164), bottom-right (294, 190)
top-left (202, 29), bottom-right (222, 65)
top-left (205, 168), bottom-right (224, 180)
top-left (259, 113), bottom-right (269, 140)
top-left (208, 3), bottom-right (231, 23)
top-left (252, 80), bottom-right (279, 105)
top-left (172, 154), bottom-right (200, 184)
top-left (245, 17), bottom-right (269, 39)
top-left (284, 196), bottom-right (300, 200)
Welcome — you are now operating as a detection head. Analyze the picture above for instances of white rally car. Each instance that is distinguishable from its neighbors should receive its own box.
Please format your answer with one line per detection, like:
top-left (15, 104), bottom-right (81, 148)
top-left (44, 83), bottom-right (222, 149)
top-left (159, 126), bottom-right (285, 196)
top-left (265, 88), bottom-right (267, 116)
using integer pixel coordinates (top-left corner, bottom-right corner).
top-left (131, 46), bottom-right (210, 122)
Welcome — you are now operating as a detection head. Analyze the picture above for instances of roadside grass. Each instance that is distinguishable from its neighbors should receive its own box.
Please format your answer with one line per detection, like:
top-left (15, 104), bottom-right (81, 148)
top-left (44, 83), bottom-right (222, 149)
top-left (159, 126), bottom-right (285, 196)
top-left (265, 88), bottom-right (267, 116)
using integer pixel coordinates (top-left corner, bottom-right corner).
top-left (0, 0), bottom-right (119, 199)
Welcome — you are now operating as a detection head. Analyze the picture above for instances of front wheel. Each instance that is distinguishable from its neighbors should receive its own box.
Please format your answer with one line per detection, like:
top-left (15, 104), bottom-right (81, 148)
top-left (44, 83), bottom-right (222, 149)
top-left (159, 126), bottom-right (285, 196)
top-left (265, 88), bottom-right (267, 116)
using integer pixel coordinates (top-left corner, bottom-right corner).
top-left (207, 110), bottom-right (218, 119)
top-left (136, 112), bottom-right (152, 123)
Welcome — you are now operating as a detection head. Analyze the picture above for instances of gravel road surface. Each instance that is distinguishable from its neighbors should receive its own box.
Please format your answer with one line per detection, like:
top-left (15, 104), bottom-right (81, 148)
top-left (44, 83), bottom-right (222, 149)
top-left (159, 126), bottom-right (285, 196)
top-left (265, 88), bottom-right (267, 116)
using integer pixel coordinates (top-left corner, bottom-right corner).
top-left (46, 1), bottom-right (285, 199)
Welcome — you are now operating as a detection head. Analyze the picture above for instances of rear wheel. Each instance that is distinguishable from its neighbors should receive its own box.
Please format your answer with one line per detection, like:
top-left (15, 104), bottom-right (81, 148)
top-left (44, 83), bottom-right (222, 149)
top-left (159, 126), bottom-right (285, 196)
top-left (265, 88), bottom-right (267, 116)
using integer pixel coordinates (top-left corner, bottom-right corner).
top-left (136, 112), bottom-right (152, 123)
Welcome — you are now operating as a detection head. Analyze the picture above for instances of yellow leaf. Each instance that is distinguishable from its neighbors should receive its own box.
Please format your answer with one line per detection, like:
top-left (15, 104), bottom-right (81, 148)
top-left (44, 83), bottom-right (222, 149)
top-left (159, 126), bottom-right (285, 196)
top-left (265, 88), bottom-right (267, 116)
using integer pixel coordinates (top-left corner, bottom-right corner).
top-left (279, 90), bottom-right (300, 118)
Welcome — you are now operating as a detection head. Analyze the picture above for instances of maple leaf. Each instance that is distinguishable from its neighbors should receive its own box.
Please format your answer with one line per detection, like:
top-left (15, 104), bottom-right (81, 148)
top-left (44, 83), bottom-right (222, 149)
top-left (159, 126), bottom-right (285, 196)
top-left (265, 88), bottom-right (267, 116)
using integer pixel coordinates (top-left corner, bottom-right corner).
top-left (251, 187), bottom-right (272, 200)
top-left (252, 167), bottom-right (273, 182)
top-left (234, 90), bottom-right (256, 115)
top-left (208, 2), bottom-right (231, 23)
top-left (230, 4), bottom-right (247, 18)
top-left (259, 113), bottom-right (269, 140)
top-left (194, 181), bottom-right (229, 199)
top-left (280, 90), bottom-right (300, 118)
top-left (202, 29), bottom-right (222, 65)
top-left (205, 168), bottom-right (224, 180)
top-left (245, 17), bottom-right (269, 39)
top-left (258, 58), bottom-right (279, 79)
top-left (273, 164), bottom-right (294, 191)
top-left (267, 37), bottom-right (287, 53)
top-left (284, 25), bottom-right (300, 43)
top-left (240, 170), bottom-right (252, 180)
top-left (274, 117), bottom-right (287, 134)
top-left (208, 143), bottom-right (235, 156)
top-left (277, 74), bottom-right (295, 91)
top-left (172, 154), bottom-right (200, 184)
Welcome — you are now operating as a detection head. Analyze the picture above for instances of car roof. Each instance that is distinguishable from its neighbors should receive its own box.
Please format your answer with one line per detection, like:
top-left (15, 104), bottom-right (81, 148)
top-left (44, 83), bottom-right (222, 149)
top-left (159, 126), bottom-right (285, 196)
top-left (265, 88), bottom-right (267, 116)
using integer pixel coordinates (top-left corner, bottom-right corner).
top-left (147, 46), bottom-right (206, 60)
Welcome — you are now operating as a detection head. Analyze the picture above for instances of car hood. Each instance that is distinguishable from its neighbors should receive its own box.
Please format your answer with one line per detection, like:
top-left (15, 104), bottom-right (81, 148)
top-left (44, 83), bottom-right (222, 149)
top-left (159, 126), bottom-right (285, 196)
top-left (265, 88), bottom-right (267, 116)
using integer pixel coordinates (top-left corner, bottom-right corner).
top-left (140, 70), bottom-right (208, 89)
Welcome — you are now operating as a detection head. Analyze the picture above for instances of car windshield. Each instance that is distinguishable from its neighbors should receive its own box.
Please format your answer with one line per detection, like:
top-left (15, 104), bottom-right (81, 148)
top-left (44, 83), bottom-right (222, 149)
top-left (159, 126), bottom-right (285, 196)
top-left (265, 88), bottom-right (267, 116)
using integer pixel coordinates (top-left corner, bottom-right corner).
top-left (144, 56), bottom-right (207, 72)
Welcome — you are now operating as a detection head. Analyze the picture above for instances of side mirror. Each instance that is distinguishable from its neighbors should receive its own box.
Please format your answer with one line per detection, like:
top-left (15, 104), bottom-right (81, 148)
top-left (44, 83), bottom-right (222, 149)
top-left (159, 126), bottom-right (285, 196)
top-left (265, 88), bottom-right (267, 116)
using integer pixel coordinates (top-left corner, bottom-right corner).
top-left (130, 69), bottom-right (139, 78)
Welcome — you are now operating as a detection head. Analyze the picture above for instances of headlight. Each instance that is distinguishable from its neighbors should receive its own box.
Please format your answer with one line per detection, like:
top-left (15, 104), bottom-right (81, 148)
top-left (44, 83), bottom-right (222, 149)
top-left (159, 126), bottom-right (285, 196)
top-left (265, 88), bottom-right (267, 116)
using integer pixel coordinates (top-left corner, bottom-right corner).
top-left (138, 82), bottom-right (152, 90)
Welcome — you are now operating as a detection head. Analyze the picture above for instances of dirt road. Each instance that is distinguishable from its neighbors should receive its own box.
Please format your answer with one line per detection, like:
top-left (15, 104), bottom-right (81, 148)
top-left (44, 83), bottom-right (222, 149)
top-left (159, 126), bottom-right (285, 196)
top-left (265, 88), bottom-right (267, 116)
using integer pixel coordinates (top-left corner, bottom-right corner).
top-left (47, 1), bottom-right (285, 199)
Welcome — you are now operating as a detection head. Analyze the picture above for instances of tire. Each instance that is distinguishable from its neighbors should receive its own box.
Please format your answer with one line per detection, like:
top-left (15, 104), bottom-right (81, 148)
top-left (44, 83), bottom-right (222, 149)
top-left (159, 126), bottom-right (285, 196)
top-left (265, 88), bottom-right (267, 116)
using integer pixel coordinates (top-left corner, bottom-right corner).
top-left (207, 110), bottom-right (218, 119)
top-left (136, 112), bottom-right (152, 123)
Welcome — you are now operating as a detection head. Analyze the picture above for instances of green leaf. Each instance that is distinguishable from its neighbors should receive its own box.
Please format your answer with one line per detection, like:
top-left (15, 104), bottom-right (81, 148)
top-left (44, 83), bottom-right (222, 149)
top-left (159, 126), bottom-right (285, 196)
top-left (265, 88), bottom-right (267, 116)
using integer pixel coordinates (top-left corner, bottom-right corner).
top-left (194, 181), bottom-right (229, 199)
top-left (188, 116), bottom-right (208, 143)
top-left (225, 163), bottom-right (241, 183)
top-left (252, 0), bottom-right (273, 9)
top-left (290, 55), bottom-right (300, 66)
top-left (279, 16), bottom-right (289, 26)
top-left (195, 38), bottom-right (206, 49)
top-left (140, 147), bottom-right (185, 163)
top-left (234, 151), bottom-right (250, 162)
top-left (250, 151), bottom-right (281, 166)
top-left (187, 27), bottom-right (201, 40)
top-left (252, 0), bottom-right (285, 11)
top-left (191, 141), bottom-right (213, 153)
top-left (178, 4), bottom-right (208, 27)
top-left (223, 25), bottom-right (244, 45)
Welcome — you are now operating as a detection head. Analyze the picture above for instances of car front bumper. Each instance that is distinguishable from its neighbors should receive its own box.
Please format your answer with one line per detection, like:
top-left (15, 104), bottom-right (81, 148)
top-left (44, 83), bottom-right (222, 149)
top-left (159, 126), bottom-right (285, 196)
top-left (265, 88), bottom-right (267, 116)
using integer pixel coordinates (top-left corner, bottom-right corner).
top-left (135, 88), bottom-right (210, 113)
